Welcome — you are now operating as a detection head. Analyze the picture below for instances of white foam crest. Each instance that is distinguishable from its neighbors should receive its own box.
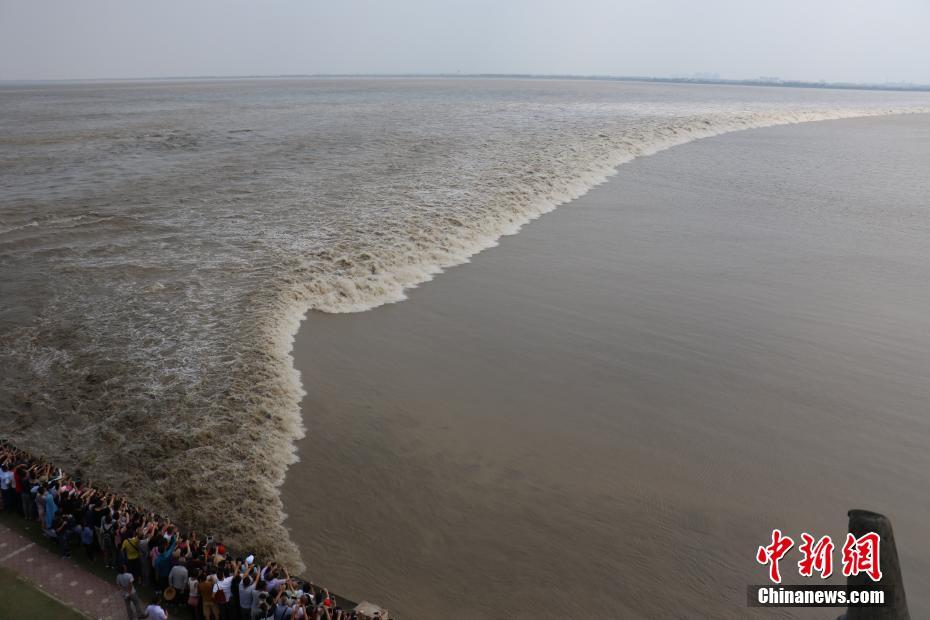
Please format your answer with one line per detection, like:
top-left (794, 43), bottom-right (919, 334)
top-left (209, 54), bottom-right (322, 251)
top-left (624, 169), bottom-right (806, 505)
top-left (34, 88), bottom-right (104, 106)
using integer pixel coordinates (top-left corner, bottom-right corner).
top-left (257, 105), bottom-right (928, 571)
top-left (289, 107), bottom-right (928, 317)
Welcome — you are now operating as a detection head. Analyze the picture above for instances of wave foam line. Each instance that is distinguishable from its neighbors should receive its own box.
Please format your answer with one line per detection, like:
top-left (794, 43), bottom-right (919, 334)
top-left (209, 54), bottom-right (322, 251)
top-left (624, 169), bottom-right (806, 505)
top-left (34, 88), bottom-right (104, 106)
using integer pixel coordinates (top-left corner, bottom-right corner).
top-left (262, 107), bottom-right (928, 576)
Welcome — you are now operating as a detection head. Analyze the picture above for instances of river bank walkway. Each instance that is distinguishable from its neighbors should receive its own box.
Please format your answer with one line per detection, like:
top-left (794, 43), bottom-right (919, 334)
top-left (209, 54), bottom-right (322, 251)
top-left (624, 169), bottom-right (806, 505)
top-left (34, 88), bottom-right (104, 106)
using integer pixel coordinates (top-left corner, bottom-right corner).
top-left (0, 515), bottom-right (126, 619)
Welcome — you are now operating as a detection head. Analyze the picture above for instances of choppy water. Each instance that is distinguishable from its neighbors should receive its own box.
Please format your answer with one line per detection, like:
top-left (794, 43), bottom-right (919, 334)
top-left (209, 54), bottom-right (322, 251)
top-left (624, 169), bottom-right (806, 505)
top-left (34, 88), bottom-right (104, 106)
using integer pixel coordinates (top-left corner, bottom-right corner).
top-left (1, 78), bottom-right (928, 572)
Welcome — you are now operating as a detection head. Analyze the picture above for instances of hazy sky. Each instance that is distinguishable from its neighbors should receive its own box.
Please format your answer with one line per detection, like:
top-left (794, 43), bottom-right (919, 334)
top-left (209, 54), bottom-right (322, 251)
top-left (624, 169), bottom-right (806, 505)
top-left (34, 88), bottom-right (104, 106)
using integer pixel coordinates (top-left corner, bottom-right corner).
top-left (2, 0), bottom-right (929, 83)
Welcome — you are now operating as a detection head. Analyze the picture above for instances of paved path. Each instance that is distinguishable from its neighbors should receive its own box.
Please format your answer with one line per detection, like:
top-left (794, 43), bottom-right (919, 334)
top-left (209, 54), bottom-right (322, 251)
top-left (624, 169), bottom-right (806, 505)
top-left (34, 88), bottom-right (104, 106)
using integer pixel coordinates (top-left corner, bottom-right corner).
top-left (0, 523), bottom-right (127, 620)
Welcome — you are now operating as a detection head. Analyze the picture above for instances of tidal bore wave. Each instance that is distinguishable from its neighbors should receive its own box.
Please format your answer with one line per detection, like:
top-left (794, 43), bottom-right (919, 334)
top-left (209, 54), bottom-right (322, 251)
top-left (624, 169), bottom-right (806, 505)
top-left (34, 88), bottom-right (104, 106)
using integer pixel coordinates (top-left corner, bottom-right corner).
top-left (0, 78), bottom-right (928, 574)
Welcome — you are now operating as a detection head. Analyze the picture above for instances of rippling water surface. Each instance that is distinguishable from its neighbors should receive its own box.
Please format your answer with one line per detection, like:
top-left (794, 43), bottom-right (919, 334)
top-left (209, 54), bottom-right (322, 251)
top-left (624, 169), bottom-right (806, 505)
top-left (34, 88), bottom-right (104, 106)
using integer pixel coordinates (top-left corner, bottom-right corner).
top-left (287, 114), bottom-right (930, 619)
top-left (1, 78), bottom-right (928, 573)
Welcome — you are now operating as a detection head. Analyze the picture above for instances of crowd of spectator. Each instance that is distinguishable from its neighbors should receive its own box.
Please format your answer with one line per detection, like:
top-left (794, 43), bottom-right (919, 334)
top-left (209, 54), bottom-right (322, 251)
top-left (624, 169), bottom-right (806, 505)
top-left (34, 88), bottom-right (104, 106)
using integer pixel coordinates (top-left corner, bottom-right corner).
top-left (0, 442), bottom-right (389, 620)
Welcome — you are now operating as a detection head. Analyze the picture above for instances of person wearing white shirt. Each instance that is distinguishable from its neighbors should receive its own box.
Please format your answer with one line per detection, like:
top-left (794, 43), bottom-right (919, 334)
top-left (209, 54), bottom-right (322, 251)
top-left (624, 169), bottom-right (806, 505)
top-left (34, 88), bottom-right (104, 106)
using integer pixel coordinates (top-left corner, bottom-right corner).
top-left (143, 600), bottom-right (168, 620)
top-left (0, 465), bottom-right (14, 513)
top-left (213, 569), bottom-right (234, 616)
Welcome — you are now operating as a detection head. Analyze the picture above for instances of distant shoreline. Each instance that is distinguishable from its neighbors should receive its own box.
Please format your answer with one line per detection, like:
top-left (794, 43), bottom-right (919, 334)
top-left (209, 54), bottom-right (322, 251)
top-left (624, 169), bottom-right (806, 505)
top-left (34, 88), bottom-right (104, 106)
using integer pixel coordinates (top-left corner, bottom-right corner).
top-left (2, 73), bottom-right (929, 93)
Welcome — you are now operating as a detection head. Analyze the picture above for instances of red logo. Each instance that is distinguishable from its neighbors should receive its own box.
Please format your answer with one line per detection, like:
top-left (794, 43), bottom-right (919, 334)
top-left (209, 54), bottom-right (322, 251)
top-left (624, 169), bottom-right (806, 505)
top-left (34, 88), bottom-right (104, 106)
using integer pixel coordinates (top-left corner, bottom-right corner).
top-left (797, 533), bottom-right (834, 579)
top-left (756, 529), bottom-right (794, 584)
top-left (842, 532), bottom-right (882, 582)
top-left (757, 530), bottom-right (881, 583)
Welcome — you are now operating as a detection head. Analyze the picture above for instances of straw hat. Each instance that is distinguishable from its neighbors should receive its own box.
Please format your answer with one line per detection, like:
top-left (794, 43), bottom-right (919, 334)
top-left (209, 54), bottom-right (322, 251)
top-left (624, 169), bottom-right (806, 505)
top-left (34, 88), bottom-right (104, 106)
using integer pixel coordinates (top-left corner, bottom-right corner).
top-left (163, 586), bottom-right (177, 601)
